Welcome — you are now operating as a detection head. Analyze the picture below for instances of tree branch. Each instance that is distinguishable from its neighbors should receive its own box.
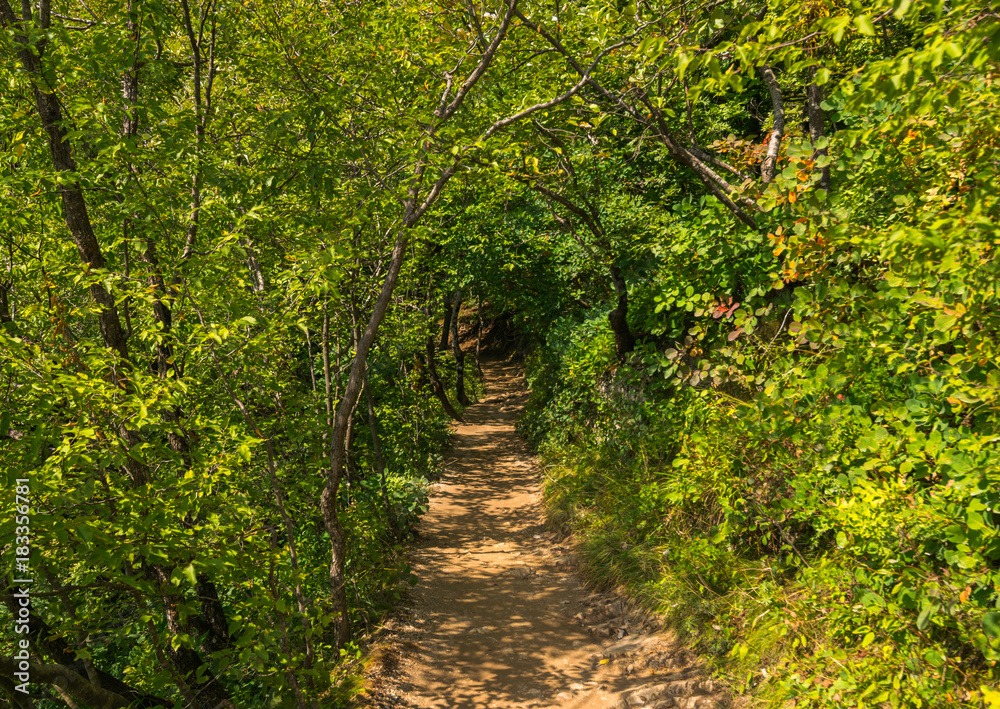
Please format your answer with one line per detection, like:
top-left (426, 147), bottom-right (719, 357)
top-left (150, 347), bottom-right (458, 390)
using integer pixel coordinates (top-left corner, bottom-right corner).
top-left (689, 145), bottom-right (756, 184)
top-left (0, 657), bottom-right (131, 709)
top-left (758, 64), bottom-right (784, 184)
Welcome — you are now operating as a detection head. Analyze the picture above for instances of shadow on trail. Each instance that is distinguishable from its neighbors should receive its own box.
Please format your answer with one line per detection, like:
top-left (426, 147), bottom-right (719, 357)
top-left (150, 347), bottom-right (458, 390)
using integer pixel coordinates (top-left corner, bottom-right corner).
top-left (393, 358), bottom-right (632, 708)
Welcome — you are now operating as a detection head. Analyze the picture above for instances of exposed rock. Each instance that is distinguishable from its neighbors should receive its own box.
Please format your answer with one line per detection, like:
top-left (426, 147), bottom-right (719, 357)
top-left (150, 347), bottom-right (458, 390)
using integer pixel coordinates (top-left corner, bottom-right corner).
top-left (625, 682), bottom-right (671, 705)
top-left (603, 634), bottom-right (664, 659)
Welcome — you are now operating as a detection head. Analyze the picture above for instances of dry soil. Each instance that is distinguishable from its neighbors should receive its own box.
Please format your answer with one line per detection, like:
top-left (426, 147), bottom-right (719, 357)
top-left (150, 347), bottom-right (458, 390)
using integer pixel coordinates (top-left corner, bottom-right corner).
top-left (361, 358), bottom-right (726, 709)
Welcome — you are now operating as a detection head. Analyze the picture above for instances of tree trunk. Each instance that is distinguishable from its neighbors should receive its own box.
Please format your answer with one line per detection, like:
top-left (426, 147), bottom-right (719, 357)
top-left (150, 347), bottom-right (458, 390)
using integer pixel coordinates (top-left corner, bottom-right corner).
top-left (608, 266), bottom-right (635, 360)
top-left (476, 292), bottom-right (484, 377)
top-left (0, 579), bottom-right (167, 707)
top-left (0, 0), bottom-right (130, 363)
top-left (3, 9), bottom-right (232, 703)
top-left (439, 291), bottom-right (454, 350)
top-left (451, 289), bottom-right (470, 405)
top-left (425, 335), bottom-right (464, 421)
top-left (0, 281), bottom-right (11, 325)
top-left (364, 368), bottom-right (397, 538)
top-left (344, 401), bottom-right (359, 505)
top-left (313, 0), bottom-right (519, 649)
top-left (149, 565), bottom-right (233, 709)
top-left (807, 73), bottom-right (831, 191)
top-left (758, 64), bottom-right (785, 184)
top-left (320, 304), bottom-right (352, 648)
top-left (242, 236), bottom-right (268, 293)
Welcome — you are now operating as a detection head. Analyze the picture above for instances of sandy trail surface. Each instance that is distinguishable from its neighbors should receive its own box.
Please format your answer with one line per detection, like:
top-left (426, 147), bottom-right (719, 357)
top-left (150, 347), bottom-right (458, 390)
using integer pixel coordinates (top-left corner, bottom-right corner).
top-left (362, 358), bottom-right (724, 709)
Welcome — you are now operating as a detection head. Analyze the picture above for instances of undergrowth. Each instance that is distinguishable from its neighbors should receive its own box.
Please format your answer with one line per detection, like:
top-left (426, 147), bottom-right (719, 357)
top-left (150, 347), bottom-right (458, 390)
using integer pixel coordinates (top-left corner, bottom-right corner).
top-left (520, 312), bottom-right (1000, 709)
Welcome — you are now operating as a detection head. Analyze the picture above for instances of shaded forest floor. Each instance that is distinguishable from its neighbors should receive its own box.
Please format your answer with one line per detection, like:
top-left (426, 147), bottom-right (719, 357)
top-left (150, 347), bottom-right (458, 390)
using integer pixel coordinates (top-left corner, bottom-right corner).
top-left (358, 357), bottom-right (728, 709)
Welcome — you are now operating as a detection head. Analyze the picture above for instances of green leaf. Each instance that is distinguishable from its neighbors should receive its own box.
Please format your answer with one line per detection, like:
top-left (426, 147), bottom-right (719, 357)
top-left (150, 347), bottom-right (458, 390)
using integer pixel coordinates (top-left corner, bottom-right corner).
top-left (923, 650), bottom-right (945, 668)
top-left (183, 564), bottom-right (198, 586)
top-left (917, 603), bottom-right (937, 631)
top-left (854, 15), bottom-right (875, 36)
top-left (822, 16), bottom-right (851, 43)
top-left (983, 612), bottom-right (1000, 639)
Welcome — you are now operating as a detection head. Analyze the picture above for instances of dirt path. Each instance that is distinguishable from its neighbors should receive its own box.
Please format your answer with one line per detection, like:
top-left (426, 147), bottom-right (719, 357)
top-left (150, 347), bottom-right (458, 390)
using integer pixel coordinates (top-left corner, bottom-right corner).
top-left (362, 358), bottom-right (725, 709)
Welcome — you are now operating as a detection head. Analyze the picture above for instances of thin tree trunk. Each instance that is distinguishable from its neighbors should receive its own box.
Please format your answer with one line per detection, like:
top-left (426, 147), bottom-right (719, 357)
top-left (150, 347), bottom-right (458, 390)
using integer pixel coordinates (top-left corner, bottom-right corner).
top-left (320, 303), bottom-right (352, 648)
top-left (758, 64), bottom-right (785, 184)
top-left (451, 289), bottom-right (470, 405)
top-left (439, 292), bottom-right (454, 350)
top-left (1, 9), bottom-right (232, 705)
top-left (344, 401), bottom-right (359, 505)
top-left (150, 566), bottom-right (233, 709)
top-left (0, 0), bottom-right (130, 364)
top-left (267, 530), bottom-right (309, 709)
top-left (242, 236), bottom-right (267, 293)
top-left (364, 368), bottom-right (397, 538)
top-left (807, 71), bottom-right (831, 191)
top-left (426, 335), bottom-right (464, 421)
top-left (314, 0), bottom-right (521, 649)
top-left (0, 278), bottom-right (11, 325)
top-left (121, 5), bottom-right (232, 664)
top-left (476, 292), bottom-right (484, 377)
top-left (608, 265), bottom-right (635, 360)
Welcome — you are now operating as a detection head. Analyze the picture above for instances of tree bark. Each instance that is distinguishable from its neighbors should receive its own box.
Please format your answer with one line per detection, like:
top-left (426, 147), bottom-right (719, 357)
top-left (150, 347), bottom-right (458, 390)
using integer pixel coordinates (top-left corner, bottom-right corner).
top-left (807, 73), bottom-right (831, 191)
top-left (608, 266), bottom-right (635, 360)
top-left (320, 303), bottom-right (352, 648)
top-left (475, 292), bottom-right (484, 376)
top-left (0, 0), bottom-right (129, 362)
top-left (439, 291), bottom-right (454, 350)
top-left (425, 335), bottom-right (464, 421)
top-left (451, 289), bottom-right (470, 405)
top-left (0, 280), bottom-right (11, 325)
top-left (758, 64), bottom-right (785, 184)
top-left (0, 580), bottom-right (167, 708)
top-left (0, 656), bottom-right (133, 709)
top-left (344, 398), bottom-right (360, 503)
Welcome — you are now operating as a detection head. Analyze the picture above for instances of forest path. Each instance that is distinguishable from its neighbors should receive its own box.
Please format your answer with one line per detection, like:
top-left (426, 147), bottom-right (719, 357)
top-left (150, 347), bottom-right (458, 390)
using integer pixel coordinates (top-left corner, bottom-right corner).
top-left (361, 358), bottom-right (724, 709)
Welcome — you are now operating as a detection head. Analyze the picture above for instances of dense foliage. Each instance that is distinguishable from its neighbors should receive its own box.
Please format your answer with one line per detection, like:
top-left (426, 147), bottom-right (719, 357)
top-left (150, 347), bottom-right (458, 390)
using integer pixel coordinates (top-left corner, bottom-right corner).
top-left (2, 0), bottom-right (999, 707)
top-left (505, 1), bottom-right (1000, 707)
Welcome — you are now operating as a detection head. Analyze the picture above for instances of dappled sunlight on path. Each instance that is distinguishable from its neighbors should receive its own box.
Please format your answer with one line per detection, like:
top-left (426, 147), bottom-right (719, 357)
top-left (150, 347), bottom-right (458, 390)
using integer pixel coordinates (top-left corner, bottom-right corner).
top-left (362, 358), bottom-right (724, 709)
top-left (390, 359), bottom-right (619, 708)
